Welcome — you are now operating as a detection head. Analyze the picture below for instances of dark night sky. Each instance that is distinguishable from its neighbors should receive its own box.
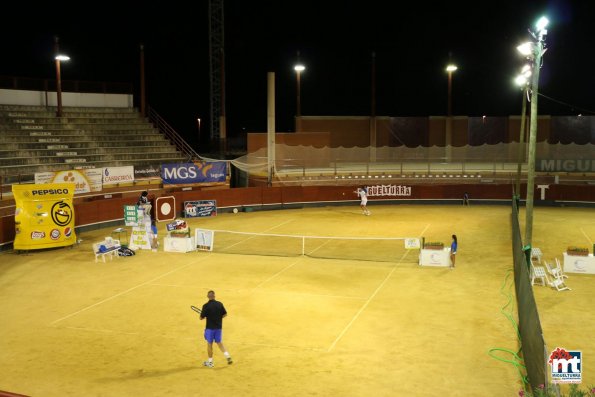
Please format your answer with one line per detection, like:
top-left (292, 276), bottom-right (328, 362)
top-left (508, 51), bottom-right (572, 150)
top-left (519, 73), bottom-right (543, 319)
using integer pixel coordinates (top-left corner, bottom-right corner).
top-left (1, 1), bottom-right (594, 151)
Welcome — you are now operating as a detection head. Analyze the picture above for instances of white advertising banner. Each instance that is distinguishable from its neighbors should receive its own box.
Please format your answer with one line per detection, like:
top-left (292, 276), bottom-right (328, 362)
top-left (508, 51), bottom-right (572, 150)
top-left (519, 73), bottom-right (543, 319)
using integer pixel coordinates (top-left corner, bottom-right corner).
top-left (129, 226), bottom-right (152, 250)
top-left (164, 236), bottom-right (196, 253)
top-left (35, 169), bottom-right (103, 194)
top-left (102, 166), bottom-right (134, 186)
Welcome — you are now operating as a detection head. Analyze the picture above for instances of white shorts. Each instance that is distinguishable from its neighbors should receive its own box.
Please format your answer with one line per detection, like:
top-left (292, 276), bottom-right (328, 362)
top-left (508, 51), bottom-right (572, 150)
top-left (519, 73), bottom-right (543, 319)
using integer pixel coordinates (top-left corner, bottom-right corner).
top-left (360, 198), bottom-right (368, 206)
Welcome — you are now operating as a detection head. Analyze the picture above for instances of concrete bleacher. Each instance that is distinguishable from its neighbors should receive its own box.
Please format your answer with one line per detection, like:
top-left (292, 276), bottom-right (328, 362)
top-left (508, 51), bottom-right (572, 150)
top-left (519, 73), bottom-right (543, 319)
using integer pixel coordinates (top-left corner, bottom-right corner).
top-left (0, 105), bottom-right (186, 185)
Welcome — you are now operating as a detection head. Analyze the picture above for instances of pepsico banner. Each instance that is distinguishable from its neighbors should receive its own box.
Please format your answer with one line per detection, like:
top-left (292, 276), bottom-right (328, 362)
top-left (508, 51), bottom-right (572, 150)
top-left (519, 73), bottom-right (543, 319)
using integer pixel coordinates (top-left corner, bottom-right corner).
top-left (12, 183), bottom-right (77, 250)
top-left (161, 161), bottom-right (227, 184)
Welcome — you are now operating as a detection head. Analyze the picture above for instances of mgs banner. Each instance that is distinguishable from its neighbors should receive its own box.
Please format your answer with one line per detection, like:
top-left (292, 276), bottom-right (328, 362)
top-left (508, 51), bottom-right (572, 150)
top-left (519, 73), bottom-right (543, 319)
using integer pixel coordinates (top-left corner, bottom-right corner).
top-left (12, 183), bottom-right (77, 250)
top-left (161, 162), bottom-right (227, 184)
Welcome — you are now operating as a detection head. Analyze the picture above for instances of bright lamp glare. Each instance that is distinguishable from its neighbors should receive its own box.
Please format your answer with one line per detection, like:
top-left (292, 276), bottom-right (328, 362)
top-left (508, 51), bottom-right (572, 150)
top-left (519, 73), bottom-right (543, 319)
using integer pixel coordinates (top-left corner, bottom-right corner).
top-left (446, 64), bottom-right (457, 72)
top-left (55, 55), bottom-right (70, 61)
top-left (517, 42), bottom-right (533, 56)
top-left (515, 75), bottom-right (528, 86)
top-left (521, 64), bottom-right (531, 74)
top-left (294, 64), bottom-right (305, 72)
top-left (536, 16), bottom-right (549, 32)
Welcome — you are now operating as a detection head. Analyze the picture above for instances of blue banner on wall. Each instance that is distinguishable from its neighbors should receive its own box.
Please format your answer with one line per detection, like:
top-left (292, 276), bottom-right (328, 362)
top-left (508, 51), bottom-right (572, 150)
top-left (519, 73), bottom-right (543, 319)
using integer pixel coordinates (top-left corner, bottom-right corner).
top-left (161, 162), bottom-right (226, 184)
top-left (184, 200), bottom-right (217, 218)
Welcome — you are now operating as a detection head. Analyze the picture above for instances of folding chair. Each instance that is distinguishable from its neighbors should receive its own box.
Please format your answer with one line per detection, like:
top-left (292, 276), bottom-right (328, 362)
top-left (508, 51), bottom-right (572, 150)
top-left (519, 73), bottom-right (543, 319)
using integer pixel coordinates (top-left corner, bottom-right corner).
top-left (549, 277), bottom-right (571, 292)
top-left (554, 257), bottom-right (569, 279)
top-left (531, 248), bottom-right (543, 264)
top-left (530, 264), bottom-right (548, 287)
top-left (543, 259), bottom-right (571, 291)
top-left (543, 260), bottom-right (563, 280)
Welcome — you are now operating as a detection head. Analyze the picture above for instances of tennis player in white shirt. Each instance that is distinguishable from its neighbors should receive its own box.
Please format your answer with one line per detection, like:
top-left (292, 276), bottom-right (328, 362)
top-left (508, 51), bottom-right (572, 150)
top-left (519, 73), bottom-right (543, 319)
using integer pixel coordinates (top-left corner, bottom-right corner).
top-left (356, 186), bottom-right (371, 216)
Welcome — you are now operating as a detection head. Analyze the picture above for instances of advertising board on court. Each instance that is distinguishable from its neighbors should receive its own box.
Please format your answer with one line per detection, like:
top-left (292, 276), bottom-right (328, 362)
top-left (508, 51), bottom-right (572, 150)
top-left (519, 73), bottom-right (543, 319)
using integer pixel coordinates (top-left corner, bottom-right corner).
top-left (184, 200), bottom-right (217, 218)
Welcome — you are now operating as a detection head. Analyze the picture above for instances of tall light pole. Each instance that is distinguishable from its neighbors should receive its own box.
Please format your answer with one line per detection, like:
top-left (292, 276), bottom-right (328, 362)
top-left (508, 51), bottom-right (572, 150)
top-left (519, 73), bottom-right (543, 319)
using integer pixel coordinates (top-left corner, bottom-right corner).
top-left (445, 64), bottom-right (457, 160)
top-left (140, 43), bottom-right (146, 118)
top-left (517, 16), bottom-right (549, 246)
top-left (294, 54), bottom-right (305, 132)
top-left (54, 36), bottom-right (70, 118)
top-left (514, 66), bottom-right (531, 197)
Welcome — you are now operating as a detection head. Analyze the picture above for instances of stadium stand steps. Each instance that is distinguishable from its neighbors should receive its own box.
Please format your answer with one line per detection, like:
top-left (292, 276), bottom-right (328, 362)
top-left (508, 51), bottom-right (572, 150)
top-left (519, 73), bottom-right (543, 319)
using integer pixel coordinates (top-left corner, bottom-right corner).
top-left (0, 105), bottom-right (187, 184)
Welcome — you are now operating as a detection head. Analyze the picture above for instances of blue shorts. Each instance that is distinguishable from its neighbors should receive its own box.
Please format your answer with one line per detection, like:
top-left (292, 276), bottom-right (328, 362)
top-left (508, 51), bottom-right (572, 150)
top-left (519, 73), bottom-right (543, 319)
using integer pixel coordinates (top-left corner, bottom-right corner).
top-left (204, 329), bottom-right (222, 343)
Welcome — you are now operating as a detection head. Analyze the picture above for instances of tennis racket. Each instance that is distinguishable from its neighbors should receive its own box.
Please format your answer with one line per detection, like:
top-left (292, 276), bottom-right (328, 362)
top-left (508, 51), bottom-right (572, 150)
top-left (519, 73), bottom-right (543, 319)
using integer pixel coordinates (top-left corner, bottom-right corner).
top-left (190, 305), bottom-right (202, 315)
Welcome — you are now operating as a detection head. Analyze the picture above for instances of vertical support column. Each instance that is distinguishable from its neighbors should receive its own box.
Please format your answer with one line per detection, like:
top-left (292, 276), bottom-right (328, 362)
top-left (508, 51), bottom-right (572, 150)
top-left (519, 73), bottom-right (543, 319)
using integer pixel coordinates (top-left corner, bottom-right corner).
top-left (267, 72), bottom-right (276, 186)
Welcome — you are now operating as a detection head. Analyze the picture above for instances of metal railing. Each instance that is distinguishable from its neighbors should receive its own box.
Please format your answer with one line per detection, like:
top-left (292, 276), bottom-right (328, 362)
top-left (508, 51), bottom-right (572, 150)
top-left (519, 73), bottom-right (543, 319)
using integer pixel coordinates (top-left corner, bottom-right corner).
top-left (147, 106), bottom-right (201, 162)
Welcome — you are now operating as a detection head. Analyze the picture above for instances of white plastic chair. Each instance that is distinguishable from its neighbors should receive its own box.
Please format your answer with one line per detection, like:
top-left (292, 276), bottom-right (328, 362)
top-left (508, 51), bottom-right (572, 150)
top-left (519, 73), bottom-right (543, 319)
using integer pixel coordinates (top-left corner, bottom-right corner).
top-left (549, 277), bottom-right (571, 292)
top-left (543, 259), bottom-right (571, 291)
top-left (543, 260), bottom-right (563, 280)
top-left (554, 257), bottom-right (569, 279)
top-left (531, 264), bottom-right (548, 287)
top-left (531, 248), bottom-right (543, 264)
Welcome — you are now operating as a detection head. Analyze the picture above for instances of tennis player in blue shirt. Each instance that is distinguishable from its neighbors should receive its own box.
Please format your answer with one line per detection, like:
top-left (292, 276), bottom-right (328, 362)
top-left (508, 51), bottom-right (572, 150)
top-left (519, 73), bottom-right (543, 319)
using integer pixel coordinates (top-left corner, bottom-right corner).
top-left (450, 234), bottom-right (458, 269)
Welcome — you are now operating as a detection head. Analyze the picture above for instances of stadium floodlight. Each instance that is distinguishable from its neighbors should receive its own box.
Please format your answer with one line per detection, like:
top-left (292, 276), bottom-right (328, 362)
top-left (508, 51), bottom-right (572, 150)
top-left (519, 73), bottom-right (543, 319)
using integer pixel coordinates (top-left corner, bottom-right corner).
top-left (515, 75), bottom-right (528, 86)
top-left (514, 69), bottom-right (530, 195)
top-left (54, 36), bottom-right (70, 118)
top-left (445, 63), bottom-right (457, 161)
top-left (294, 57), bottom-right (305, 131)
top-left (521, 64), bottom-right (532, 78)
top-left (517, 42), bottom-right (534, 57)
top-left (519, 15), bottom-right (549, 248)
top-left (536, 16), bottom-right (549, 35)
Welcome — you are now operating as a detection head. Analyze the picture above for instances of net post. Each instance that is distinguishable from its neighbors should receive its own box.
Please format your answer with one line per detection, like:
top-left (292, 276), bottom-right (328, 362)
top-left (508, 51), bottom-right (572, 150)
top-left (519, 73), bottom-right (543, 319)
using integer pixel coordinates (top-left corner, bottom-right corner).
top-left (302, 236), bottom-right (305, 256)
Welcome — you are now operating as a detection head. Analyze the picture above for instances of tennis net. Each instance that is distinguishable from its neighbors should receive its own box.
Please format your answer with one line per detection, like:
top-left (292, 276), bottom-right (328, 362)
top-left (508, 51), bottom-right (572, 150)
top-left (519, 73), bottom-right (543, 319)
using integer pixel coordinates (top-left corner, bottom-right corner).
top-left (210, 230), bottom-right (420, 263)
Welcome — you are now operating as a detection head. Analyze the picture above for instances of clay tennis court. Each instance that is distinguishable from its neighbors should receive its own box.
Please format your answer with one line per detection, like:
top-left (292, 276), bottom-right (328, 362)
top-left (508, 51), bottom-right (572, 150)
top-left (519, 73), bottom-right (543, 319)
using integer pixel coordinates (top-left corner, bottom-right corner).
top-left (1, 204), bottom-right (593, 396)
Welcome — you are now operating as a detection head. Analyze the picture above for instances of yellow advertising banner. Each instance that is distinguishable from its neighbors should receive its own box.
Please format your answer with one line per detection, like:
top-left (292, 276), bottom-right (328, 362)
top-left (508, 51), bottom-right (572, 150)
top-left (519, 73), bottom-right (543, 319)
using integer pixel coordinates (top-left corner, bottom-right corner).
top-left (12, 183), bottom-right (77, 250)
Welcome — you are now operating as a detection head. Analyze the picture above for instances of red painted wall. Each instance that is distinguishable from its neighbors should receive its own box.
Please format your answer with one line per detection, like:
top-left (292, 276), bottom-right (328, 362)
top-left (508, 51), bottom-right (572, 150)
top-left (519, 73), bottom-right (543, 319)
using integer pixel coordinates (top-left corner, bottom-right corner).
top-left (1, 184), bottom-right (594, 246)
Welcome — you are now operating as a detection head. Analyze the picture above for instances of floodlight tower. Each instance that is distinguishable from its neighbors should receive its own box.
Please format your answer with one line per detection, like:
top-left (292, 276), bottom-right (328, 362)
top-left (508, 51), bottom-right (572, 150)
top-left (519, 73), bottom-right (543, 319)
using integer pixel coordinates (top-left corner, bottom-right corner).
top-left (514, 65), bottom-right (531, 197)
top-left (517, 16), bottom-right (549, 246)
top-left (445, 64), bottom-right (457, 160)
top-left (209, 0), bottom-right (226, 152)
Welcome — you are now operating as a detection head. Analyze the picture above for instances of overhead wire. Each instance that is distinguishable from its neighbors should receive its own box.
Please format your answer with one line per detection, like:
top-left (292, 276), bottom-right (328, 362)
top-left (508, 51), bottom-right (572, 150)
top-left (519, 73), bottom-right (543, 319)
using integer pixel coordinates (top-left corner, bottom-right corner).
top-left (537, 92), bottom-right (595, 115)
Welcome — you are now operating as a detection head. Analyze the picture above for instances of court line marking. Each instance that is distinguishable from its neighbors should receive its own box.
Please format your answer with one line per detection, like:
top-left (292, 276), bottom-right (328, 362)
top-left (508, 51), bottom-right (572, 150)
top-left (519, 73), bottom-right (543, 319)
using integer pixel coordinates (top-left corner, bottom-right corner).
top-left (251, 221), bottom-right (428, 292)
top-left (581, 228), bottom-right (593, 244)
top-left (326, 252), bottom-right (408, 352)
top-left (63, 326), bottom-right (326, 352)
top-left (226, 340), bottom-right (326, 352)
top-left (64, 326), bottom-right (140, 336)
top-left (50, 256), bottom-right (211, 326)
top-left (55, 219), bottom-right (428, 349)
top-left (251, 257), bottom-right (303, 290)
top-left (305, 238), bottom-right (334, 256)
top-left (146, 283), bottom-right (366, 300)
top-left (229, 218), bottom-right (306, 291)
top-left (327, 223), bottom-right (430, 352)
top-left (51, 219), bottom-right (296, 327)
top-left (261, 218), bottom-right (295, 233)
